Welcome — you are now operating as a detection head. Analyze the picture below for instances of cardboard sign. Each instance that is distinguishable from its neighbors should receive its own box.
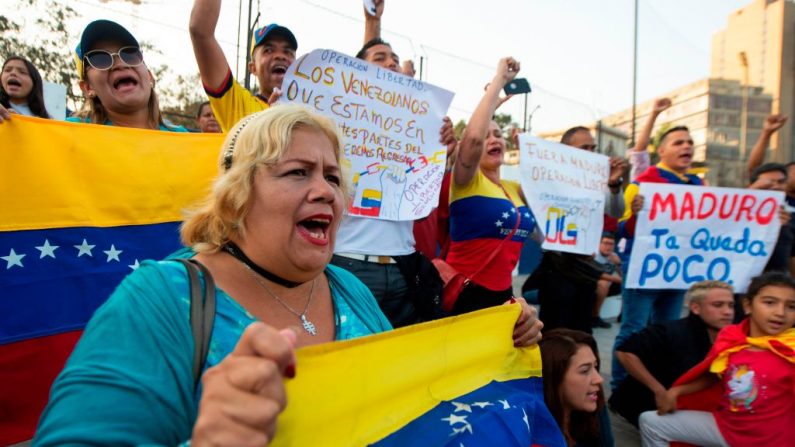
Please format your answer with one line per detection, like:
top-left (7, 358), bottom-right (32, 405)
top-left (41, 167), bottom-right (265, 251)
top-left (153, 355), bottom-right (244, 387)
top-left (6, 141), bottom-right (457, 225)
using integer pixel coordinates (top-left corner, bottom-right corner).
top-left (518, 135), bottom-right (608, 255)
top-left (282, 49), bottom-right (454, 221)
top-left (625, 183), bottom-right (783, 292)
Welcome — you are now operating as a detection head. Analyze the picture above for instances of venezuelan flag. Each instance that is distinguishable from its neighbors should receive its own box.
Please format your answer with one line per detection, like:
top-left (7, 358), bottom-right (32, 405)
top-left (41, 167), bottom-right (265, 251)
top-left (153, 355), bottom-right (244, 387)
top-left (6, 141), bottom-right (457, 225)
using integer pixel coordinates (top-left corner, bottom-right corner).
top-left (272, 305), bottom-right (565, 446)
top-left (0, 116), bottom-right (221, 444)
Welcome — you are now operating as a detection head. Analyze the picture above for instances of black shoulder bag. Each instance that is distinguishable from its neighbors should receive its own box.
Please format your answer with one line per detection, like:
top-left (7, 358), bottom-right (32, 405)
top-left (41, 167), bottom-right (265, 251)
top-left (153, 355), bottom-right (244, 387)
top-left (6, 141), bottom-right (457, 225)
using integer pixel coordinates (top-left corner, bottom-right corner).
top-left (174, 259), bottom-right (217, 390)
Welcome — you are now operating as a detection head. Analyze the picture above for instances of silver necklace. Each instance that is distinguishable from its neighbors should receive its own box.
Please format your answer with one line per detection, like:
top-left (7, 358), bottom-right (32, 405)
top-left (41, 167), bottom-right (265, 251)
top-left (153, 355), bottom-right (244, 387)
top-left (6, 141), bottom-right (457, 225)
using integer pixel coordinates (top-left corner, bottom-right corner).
top-left (244, 266), bottom-right (317, 336)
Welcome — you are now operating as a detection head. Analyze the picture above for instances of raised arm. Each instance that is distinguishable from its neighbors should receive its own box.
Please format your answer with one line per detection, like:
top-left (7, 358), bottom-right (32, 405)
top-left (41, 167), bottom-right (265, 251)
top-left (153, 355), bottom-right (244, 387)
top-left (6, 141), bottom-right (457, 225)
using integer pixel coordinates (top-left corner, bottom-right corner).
top-left (189, 0), bottom-right (233, 91)
top-left (633, 98), bottom-right (671, 153)
top-left (363, 0), bottom-right (384, 44)
top-left (747, 114), bottom-right (788, 177)
top-left (454, 57), bottom-right (519, 186)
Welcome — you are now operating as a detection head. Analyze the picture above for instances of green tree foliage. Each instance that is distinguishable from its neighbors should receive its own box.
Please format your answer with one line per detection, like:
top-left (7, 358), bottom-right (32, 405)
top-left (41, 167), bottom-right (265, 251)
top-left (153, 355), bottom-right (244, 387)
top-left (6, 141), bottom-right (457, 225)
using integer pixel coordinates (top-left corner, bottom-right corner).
top-left (649, 122), bottom-right (673, 165)
top-left (453, 119), bottom-right (466, 140)
top-left (494, 112), bottom-right (519, 150)
top-left (493, 113), bottom-right (515, 131)
top-left (452, 113), bottom-right (521, 150)
top-left (0, 0), bottom-right (80, 108)
top-left (2, 2), bottom-right (204, 126)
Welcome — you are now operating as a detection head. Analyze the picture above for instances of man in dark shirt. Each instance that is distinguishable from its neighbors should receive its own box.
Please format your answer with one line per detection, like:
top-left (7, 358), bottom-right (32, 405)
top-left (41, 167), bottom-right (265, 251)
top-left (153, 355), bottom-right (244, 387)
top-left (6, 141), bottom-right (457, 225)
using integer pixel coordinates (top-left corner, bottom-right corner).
top-left (609, 280), bottom-right (735, 426)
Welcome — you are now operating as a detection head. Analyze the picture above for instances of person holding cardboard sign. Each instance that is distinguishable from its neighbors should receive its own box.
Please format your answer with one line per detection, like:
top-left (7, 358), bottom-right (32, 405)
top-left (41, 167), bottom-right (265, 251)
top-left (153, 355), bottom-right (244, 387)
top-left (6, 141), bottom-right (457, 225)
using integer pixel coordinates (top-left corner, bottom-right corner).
top-left (610, 125), bottom-right (704, 390)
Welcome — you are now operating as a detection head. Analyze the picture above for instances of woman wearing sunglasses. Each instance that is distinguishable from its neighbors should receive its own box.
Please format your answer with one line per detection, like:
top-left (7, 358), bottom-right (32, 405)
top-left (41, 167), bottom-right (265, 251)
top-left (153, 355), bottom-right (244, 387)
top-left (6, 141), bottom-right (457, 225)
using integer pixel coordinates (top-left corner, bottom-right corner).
top-left (68, 20), bottom-right (186, 131)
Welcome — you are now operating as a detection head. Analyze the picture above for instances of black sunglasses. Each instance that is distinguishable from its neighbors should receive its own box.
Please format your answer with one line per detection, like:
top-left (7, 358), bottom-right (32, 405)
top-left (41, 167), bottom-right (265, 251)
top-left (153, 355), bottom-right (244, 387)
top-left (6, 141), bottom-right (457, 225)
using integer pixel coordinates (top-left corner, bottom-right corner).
top-left (83, 46), bottom-right (144, 71)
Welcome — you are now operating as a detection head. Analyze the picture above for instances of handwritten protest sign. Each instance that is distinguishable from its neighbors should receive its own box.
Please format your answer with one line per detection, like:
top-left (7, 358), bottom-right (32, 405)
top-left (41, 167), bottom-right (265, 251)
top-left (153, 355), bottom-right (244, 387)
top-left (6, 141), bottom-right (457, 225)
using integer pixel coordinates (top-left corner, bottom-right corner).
top-left (626, 183), bottom-right (783, 292)
top-left (282, 49), bottom-right (454, 221)
top-left (518, 135), bottom-right (608, 255)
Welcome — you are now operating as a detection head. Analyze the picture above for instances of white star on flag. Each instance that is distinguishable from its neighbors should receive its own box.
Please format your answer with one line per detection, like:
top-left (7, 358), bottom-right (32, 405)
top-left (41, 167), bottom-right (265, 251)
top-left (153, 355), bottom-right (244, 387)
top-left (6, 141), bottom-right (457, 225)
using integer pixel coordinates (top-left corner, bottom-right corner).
top-left (495, 220), bottom-right (503, 228)
top-left (471, 401), bottom-right (493, 409)
top-left (1, 248), bottom-right (25, 269)
top-left (510, 208), bottom-right (515, 213)
top-left (442, 413), bottom-right (469, 425)
top-left (452, 424), bottom-right (473, 435)
top-left (522, 408), bottom-right (530, 431)
top-left (35, 239), bottom-right (59, 259)
top-left (103, 245), bottom-right (123, 262)
top-left (128, 259), bottom-right (141, 270)
top-left (524, 212), bottom-right (530, 218)
top-left (501, 212), bottom-right (509, 219)
top-left (498, 399), bottom-right (511, 409)
top-left (451, 401), bottom-right (472, 413)
top-left (75, 239), bottom-right (95, 257)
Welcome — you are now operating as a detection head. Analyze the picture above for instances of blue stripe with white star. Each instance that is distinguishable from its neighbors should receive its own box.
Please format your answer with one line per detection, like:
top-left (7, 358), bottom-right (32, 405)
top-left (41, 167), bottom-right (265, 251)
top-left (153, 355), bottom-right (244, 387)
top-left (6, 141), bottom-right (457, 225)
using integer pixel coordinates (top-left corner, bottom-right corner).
top-left (371, 377), bottom-right (565, 446)
top-left (449, 195), bottom-right (536, 243)
top-left (0, 222), bottom-right (182, 344)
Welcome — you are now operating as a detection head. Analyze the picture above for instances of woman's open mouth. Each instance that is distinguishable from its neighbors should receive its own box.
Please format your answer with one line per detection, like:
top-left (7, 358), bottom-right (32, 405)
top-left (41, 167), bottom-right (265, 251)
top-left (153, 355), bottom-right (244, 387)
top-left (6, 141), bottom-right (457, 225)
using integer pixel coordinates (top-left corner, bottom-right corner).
top-left (296, 214), bottom-right (332, 246)
top-left (487, 145), bottom-right (503, 157)
top-left (112, 75), bottom-right (139, 92)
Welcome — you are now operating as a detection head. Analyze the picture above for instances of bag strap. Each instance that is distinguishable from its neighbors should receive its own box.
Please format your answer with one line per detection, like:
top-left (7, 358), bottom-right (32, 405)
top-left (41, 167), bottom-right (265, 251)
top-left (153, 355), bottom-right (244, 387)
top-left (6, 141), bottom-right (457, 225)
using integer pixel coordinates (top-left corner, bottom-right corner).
top-left (175, 258), bottom-right (217, 390)
top-left (466, 183), bottom-right (522, 282)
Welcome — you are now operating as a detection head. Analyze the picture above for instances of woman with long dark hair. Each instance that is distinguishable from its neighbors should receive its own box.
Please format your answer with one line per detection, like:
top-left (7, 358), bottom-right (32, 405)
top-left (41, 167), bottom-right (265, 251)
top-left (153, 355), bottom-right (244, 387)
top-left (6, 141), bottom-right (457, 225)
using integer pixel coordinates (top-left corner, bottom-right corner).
top-left (1, 56), bottom-right (50, 118)
top-left (539, 329), bottom-right (606, 446)
top-left (443, 57), bottom-right (536, 314)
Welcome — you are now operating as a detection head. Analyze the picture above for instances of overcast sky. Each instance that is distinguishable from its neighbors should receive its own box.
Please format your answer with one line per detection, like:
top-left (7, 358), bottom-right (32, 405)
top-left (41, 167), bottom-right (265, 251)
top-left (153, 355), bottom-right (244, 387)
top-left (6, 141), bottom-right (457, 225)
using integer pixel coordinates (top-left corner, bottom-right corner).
top-left (64, 0), bottom-right (751, 131)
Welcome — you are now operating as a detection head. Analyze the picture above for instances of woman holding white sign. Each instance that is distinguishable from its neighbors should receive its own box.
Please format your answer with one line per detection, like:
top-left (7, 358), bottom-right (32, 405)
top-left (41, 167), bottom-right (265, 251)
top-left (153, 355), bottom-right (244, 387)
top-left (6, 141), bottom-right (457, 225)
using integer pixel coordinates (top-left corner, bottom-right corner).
top-left (444, 57), bottom-right (536, 314)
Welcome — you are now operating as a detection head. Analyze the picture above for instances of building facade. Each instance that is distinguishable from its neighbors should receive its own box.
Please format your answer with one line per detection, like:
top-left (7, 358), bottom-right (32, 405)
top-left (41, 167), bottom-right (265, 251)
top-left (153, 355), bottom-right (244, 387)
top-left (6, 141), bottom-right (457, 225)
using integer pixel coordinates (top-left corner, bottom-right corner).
top-left (601, 78), bottom-right (772, 187)
top-left (536, 123), bottom-right (629, 157)
top-left (711, 0), bottom-right (795, 162)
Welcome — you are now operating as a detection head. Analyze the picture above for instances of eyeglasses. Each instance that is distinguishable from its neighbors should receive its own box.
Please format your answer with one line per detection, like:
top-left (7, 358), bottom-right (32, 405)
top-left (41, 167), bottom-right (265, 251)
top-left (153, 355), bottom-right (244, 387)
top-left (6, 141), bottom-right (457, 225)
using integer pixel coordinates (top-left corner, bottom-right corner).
top-left (580, 144), bottom-right (597, 151)
top-left (83, 46), bottom-right (144, 71)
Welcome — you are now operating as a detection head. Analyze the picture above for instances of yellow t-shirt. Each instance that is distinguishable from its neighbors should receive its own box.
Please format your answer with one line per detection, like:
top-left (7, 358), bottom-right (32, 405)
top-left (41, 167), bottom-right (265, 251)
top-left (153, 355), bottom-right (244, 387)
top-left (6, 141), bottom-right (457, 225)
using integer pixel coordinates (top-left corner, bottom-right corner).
top-left (204, 69), bottom-right (269, 132)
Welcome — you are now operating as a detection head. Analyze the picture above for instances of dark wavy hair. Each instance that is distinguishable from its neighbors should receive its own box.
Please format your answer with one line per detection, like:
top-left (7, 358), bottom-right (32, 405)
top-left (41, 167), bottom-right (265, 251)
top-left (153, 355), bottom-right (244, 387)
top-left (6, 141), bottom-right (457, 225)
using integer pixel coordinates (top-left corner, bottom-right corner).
top-left (356, 37), bottom-right (392, 60)
top-left (745, 271), bottom-right (795, 303)
top-left (539, 328), bottom-right (604, 446)
top-left (1, 56), bottom-right (50, 118)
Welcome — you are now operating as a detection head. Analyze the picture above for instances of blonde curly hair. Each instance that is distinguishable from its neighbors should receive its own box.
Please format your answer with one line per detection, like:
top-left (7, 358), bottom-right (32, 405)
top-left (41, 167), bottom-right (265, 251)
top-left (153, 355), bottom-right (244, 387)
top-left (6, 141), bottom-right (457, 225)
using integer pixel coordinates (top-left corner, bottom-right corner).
top-left (180, 104), bottom-right (346, 252)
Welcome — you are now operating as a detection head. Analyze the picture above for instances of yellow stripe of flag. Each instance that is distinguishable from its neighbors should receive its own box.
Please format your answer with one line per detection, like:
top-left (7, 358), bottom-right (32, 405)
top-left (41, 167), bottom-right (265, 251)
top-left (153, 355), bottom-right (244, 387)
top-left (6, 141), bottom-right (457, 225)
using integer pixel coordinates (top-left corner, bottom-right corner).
top-left (273, 304), bottom-right (541, 446)
top-left (0, 116), bottom-right (221, 231)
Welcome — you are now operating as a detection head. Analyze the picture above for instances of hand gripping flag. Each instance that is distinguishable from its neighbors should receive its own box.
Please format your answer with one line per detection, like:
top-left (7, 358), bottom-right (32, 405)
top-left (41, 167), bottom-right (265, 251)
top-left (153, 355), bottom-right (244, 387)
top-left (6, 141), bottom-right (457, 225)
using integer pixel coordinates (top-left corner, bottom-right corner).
top-left (272, 304), bottom-right (565, 447)
top-left (0, 116), bottom-right (221, 444)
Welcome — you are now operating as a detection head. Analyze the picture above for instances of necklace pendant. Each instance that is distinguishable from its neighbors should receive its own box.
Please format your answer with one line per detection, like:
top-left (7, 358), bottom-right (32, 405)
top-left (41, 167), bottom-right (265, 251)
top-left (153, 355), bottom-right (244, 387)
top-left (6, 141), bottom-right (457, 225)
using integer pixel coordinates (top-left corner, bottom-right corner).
top-left (301, 314), bottom-right (317, 336)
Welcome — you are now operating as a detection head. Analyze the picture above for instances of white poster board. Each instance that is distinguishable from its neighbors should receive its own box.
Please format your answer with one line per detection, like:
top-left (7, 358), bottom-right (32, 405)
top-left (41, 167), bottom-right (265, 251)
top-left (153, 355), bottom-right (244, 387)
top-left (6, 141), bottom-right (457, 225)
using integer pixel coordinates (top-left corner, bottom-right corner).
top-left (626, 183), bottom-right (783, 292)
top-left (43, 81), bottom-right (67, 120)
top-left (282, 49), bottom-right (454, 221)
top-left (518, 135), bottom-right (608, 255)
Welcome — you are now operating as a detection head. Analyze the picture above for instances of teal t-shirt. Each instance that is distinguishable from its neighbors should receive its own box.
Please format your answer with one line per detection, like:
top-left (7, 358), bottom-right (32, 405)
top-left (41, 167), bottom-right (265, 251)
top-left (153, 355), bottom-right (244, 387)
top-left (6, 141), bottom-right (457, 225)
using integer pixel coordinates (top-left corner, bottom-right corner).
top-left (34, 260), bottom-right (391, 446)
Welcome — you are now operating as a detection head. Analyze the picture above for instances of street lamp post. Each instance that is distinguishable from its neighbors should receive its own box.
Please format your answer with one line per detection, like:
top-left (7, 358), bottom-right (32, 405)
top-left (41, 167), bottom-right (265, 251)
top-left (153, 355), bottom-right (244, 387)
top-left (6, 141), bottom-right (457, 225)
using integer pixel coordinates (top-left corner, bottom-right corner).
top-left (527, 105), bottom-right (541, 135)
top-left (739, 51), bottom-right (749, 183)
top-left (630, 0), bottom-right (639, 147)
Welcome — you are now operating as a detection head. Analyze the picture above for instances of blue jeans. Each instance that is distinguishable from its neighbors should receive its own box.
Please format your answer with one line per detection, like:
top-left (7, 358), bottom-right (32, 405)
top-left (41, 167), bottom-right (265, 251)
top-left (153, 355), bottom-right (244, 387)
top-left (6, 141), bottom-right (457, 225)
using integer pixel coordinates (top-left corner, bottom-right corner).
top-left (330, 255), bottom-right (415, 328)
top-left (610, 287), bottom-right (685, 390)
